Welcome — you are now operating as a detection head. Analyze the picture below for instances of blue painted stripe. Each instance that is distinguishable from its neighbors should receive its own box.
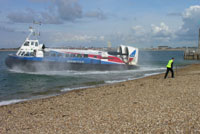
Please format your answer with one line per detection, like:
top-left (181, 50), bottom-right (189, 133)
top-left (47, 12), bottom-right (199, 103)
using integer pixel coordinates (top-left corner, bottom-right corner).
top-left (9, 55), bottom-right (122, 65)
top-left (130, 50), bottom-right (136, 57)
top-left (11, 55), bottom-right (43, 61)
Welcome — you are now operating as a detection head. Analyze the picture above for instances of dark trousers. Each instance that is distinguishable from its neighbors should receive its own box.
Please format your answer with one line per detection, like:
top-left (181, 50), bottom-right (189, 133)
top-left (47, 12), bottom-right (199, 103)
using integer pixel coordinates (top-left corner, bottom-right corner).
top-left (164, 67), bottom-right (174, 78)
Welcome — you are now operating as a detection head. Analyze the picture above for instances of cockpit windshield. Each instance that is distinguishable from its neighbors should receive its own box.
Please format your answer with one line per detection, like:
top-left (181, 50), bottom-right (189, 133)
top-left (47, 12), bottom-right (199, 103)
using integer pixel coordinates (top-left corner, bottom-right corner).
top-left (24, 41), bottom-right (29, 46)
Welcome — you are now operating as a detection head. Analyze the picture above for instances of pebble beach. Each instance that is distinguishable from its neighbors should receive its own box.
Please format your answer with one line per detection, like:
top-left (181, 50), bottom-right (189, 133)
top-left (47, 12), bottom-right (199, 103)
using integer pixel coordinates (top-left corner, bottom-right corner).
top-left (1, 64), bottom-right (200, 133)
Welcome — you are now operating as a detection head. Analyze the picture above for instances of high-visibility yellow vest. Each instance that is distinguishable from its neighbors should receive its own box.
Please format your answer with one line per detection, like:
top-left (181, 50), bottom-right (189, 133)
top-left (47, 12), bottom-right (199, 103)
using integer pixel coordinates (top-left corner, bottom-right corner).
top-left (166, 59), bottom-right (173, 68)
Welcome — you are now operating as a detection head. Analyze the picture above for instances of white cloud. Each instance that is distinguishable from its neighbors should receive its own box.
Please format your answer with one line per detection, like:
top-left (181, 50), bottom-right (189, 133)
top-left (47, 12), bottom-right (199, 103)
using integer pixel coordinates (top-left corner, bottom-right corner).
top-left (126, 23), bottom-right (174, 47)
top-left (175, 5), bottom-right (200, 45)
top-left (128, 5), bottom-right (200, 47)
top-left (151, 22), bottom-right (171, 37)
top-left (131, 25), bottom-right (145, 36)
top-left (101, 5), bottom-right (200, 47)
top-left (47, 32), bottom-right (105, 44)
top-left (73, 35), bottom-right (97, 42)
top-left (183, 5), bottom-right (200, 29)
top-left (181, 5), bottom-right (200, 34)
top-left (7, 0), bottom-right (108, 24)
top-left (183, 5), bottom-right (200, 18)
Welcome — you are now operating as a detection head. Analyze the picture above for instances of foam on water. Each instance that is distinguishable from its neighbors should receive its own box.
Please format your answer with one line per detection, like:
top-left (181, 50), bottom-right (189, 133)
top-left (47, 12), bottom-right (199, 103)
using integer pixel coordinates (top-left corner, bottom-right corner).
top-left (105, 80), bottom-right (127, 84)
top-left (9, 69), bottom-right (130, 76)
top-left (9, 65), bottom-right (165, 76)
top-left (0, 99), bottom-right (28, 106)
top-left (105, 70), bottom-right (164, 84)
top-left (144, 72), bottom-right (163, 77)
top-left (61, 85), bottom-right (96, 92)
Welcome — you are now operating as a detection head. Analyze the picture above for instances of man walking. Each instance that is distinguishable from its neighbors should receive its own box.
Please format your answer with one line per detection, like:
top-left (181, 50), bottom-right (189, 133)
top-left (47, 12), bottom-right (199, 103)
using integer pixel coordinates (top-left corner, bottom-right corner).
top-left (164, 57), bottom-right (174, 79)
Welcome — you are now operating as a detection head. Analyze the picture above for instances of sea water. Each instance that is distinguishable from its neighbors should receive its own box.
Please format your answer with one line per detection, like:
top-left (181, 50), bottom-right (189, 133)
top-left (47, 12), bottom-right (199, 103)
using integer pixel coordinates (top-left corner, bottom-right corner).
top-left (0, 50), bottom-right (199, 106)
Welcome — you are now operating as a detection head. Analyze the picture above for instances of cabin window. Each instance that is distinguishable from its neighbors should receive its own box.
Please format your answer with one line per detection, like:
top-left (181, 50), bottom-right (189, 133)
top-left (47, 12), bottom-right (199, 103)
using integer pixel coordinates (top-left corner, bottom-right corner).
top-left (21, 51), bottom-right (25, 56)
top-left (84, 54), bottom-right (88, 58)
top-left (18, 51), bottom-right (22, 56)
top-left (77, 54), bottom-right (82, 58)
top-left (51, 53), bottom-right (56, 57)
top-left (24, 52), bottom-right (29, 56)
top-left (24, 41), bottom-right (29, 46)
top-left (33, 50), bottom-right (36, 56)
top-left (102, 57), bottom-right (113, 59)
top-left (94, 56), bottom-right (97, 58)
top-left (35, 42), bottom-right (38, 46)
top-left (71, 54), bottom-right (75, 57)
top-left (44, 52), bottom-right (50, 57)
top-left (57, 53), bottom-right (62, 57)
top-left (31, 42), bottom-right (34, 46)
top-left (29, 52), bottom-right (34, 56)
top-left (65, 53), bottom-right (70, 57)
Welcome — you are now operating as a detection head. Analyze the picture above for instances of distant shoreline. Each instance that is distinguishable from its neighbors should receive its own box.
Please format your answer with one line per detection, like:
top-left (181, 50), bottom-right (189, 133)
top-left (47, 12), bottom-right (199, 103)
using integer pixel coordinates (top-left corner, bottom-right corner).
top-left (141, 48), bottom-right (185, 51)
top-left (0, 48), bottom-right (18, 51)
top-left (0, 48), bottom-right (185, 52)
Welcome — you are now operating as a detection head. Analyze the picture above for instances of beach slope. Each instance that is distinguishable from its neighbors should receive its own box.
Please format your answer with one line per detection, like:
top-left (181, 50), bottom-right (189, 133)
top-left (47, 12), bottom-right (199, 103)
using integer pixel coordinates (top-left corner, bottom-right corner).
top-left (1, 64), bottom-right (200, 133)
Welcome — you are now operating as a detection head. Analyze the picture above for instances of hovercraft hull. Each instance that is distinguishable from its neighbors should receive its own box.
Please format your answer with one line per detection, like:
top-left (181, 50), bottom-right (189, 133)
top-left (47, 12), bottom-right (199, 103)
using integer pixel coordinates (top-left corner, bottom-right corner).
top-left (5, 55), bottom-right (138, 72)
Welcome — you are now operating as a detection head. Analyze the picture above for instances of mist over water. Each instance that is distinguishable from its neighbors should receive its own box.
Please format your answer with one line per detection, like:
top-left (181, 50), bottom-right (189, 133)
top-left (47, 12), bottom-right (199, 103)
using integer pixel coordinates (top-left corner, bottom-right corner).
top-left (0, 50), bottom-right (199, 106)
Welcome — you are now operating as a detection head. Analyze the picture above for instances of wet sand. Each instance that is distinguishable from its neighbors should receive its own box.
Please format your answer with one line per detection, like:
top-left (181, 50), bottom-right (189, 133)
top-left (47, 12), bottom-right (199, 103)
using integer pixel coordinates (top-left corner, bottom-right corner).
top-left (1, 64), bottom-right (200, 133)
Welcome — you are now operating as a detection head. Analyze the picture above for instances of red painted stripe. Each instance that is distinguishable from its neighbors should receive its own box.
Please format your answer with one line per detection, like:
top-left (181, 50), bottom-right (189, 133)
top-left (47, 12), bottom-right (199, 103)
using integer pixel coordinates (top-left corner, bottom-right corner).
top-left (129, 58), bottom-right (134, 62)
top-left (61, 52), bottom-right (125, 63)
top-left (88, 54), bottom-right (101, 59)
top-left (108, 56), bottom-right (124, 63)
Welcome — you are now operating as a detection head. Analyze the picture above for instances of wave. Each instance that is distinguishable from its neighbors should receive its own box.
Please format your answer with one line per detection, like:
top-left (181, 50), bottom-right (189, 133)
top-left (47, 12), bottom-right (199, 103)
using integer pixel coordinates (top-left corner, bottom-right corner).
top-left (0, 99), bottom-right (28, 106)
top-left (61, 85), bottom-right (96, 92)
top-left (144, 72), bottom-right (162, 77)
top-left (105, 70), bottom-right (164, 84)
top-left (105, 79), bottom-right (127, 84)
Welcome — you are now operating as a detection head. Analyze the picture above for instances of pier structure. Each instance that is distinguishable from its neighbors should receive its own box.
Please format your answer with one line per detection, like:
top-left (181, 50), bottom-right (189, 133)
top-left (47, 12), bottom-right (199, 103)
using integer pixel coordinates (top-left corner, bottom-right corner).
top-left (184, 28), bottom-right (200, 60)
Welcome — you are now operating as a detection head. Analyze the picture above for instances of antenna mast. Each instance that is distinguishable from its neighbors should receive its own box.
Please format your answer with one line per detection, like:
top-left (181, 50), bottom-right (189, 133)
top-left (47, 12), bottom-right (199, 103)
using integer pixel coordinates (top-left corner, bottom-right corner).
top-left (27, 20), bottom-right (41, 40)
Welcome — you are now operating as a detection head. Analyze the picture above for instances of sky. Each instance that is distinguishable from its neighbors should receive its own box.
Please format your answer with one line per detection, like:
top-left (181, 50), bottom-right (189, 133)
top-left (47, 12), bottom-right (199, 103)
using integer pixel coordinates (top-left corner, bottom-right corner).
top-left (0, 0), bottom-right (200, 48)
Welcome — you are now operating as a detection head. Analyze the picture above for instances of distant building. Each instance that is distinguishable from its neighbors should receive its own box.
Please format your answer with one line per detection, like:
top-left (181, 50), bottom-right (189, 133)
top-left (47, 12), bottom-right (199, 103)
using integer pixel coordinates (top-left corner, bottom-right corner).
top-left (188, 47), bottom-right (198, 49)
top-left (158, 46), bottom-right (169, 50)
top-left (184, 28), bottom-right (200, 60)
